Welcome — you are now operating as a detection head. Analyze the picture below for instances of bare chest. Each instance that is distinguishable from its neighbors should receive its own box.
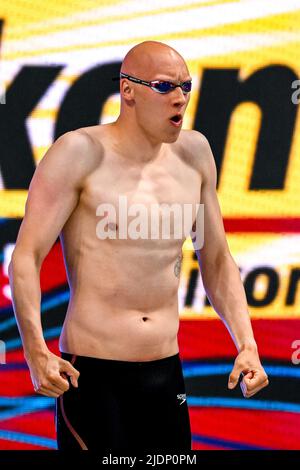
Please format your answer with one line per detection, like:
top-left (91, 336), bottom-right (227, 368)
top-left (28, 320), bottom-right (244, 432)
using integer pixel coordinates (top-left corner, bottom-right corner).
top-left (80, 150), bottom-right (201, 243)
top-left (85, 152), bottom-right (200, 204)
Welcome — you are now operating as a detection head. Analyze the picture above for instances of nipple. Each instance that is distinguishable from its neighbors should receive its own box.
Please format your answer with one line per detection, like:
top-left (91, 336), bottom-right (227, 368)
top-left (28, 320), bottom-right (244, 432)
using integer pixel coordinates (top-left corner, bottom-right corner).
top-left (107, 222), bottom-right (118, 231)
top-left (101, 210), bottom-right (118, 232)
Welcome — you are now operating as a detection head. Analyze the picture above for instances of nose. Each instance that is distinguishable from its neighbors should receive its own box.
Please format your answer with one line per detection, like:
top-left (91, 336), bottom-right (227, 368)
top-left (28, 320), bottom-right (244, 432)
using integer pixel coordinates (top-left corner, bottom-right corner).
top-left (172, 85), bottom-right (186, 103)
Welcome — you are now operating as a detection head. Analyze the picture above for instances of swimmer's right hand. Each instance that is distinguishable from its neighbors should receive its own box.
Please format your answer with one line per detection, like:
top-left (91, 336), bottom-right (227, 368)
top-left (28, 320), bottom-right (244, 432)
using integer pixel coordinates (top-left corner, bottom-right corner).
top-left (26, 349), bottom-right (80, 398)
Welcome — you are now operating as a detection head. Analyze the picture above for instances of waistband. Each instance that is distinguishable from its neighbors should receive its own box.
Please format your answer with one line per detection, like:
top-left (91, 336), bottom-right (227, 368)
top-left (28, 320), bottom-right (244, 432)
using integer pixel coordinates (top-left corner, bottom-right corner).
top-left (60, 351), bottom-right (180, 369)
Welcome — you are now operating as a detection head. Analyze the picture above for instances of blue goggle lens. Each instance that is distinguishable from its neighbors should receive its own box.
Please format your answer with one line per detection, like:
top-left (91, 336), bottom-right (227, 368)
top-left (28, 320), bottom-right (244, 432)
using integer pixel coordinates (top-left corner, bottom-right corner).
top-left (153, 81), bottom-right (192, 93)
top-left (181, 81), bottom-right (192, 93)
top-left (157, 82), bottom-right (173, 92)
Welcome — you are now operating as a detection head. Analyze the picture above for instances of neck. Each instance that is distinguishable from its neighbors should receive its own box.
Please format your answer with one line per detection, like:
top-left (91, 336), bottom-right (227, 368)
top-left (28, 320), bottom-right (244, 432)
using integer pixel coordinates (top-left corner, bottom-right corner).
top-left (111, 115), bottom-right (166, 163)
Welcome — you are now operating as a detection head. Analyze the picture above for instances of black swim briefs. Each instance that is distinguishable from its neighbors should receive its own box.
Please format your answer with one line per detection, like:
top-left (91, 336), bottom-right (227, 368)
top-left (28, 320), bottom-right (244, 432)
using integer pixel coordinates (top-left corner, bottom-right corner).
top-left (55, 351), bottom-right (191, 451)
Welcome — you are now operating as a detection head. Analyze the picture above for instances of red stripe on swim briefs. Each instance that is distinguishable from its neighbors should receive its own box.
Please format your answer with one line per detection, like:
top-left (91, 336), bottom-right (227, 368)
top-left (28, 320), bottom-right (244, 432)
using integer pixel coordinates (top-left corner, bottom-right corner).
top-left (59, 354), bottom-right (88, 450)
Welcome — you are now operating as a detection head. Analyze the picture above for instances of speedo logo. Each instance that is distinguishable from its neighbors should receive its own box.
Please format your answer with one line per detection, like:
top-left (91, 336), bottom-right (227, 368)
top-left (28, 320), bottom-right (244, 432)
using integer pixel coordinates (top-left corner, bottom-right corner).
top-left (177, 393), bottom-right (186, 405)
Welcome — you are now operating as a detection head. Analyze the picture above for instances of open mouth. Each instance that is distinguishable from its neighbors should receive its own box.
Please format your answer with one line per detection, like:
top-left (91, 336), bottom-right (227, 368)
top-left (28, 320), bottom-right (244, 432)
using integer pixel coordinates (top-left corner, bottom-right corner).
top-left (170, 114), bottom-right (183, 126)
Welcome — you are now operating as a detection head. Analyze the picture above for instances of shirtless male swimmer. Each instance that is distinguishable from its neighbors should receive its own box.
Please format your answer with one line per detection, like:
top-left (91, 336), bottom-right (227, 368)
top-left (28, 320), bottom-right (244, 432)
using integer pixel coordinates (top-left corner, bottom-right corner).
top-left (8, 40), bottom-right (269, 451)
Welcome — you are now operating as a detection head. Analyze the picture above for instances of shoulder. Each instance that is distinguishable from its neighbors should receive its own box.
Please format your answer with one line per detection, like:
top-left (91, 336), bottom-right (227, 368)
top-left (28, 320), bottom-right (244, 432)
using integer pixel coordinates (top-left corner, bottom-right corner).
top-left (39, 128), bottom-right (103, 173)
top-left (53, 128), bottom-right (102, 160)
top-left (180, 129), bottom-right (212, 156)
top-left (178, 129), bottom-right (217, 184)
top-left (33, 128), bottom-right (104, 192)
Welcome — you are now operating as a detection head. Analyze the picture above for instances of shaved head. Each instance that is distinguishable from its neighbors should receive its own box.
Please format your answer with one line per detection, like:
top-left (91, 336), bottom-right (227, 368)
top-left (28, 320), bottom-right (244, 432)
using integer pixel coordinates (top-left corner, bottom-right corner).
top-left (115, 40), bottom-right (191, 148)
top-left (120, 41), bottom-right (188, 80)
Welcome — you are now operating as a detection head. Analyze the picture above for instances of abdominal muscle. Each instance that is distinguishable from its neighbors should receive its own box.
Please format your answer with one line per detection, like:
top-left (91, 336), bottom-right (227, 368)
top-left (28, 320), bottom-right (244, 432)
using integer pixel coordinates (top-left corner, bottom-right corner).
top-left (58, 183), bottom-right (184, 361)
top-left (59, 303), bottom-right (180, 362)
top-left (59, 252), bottom-right (181, 362)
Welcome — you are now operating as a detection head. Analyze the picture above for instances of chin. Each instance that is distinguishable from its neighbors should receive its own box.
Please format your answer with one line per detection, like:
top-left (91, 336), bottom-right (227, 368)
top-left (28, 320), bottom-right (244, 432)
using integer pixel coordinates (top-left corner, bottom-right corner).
top-left (163, 133), bottom-right (180, 143)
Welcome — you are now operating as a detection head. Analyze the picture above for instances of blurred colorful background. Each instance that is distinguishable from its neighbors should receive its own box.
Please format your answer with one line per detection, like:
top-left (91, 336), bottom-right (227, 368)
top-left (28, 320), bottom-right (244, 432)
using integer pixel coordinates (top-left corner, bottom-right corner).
top-left (0, 0), bottom-right (300, 450)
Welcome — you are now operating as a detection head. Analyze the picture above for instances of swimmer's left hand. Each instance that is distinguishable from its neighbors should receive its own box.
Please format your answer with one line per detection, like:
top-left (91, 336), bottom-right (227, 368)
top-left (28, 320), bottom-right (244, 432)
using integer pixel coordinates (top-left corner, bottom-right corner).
top-left (228, 345), bottom-right (269, 398)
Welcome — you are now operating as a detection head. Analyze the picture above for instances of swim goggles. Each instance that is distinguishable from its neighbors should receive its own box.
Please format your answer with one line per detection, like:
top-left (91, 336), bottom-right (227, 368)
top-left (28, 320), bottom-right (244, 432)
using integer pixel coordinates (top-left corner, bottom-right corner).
top-left (113, 72), bottom-right (192, 95)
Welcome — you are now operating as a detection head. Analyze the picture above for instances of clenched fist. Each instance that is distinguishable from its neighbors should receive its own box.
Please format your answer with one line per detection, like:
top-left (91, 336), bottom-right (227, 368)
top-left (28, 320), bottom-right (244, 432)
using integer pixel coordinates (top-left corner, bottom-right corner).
top-left (26, 349), bottom-right (80, 398)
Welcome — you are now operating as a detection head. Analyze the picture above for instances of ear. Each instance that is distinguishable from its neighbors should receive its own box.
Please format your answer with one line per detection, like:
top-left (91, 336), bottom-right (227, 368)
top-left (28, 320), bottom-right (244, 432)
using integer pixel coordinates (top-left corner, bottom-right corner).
top-left (121, 79), bottom-right (135, 101)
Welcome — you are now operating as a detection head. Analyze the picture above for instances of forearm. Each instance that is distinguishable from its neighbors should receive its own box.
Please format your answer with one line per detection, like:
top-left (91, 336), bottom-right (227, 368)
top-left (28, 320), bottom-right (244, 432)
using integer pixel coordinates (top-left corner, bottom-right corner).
top-left (199, 252), bottom-right (257, 352)
top-left (8, 250), bottom-right (48, 361)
